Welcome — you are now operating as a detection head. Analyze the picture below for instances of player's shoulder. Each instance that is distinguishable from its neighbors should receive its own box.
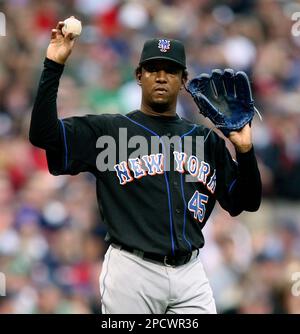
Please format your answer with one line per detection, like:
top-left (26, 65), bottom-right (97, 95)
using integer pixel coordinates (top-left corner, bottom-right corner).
top-left (84, 113), bottom-right (126, 122)
top-left (63, 112), bottom-right (132, 127)
top-left (60, 113), bottom-right (130, 139)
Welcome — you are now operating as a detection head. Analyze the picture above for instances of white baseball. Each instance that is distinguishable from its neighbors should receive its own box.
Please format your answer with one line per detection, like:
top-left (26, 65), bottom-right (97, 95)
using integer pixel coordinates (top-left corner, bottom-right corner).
top-left (62, 17), bottom-right (82, 37)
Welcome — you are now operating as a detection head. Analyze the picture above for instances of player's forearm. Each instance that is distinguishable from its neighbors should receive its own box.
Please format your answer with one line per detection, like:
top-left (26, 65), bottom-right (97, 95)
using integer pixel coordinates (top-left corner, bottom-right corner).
top-left (29, 58), bottom-right (64, 150)
top-left (232, 147), bottom-right (262, 212)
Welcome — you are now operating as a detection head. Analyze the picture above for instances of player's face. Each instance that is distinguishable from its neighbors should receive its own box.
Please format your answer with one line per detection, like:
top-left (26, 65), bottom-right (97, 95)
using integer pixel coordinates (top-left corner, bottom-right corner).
top-left (139, 60), bottom-right (184, 113)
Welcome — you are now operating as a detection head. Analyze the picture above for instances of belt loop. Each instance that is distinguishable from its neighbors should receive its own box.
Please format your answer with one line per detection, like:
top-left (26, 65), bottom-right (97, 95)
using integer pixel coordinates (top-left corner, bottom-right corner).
top-left (164, 256), bottom-right (174, 267)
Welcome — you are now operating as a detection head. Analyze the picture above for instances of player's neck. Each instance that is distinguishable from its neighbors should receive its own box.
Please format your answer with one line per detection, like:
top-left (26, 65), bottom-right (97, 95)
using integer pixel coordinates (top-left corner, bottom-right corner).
top-left (140, 103), bottom-right (177, 118)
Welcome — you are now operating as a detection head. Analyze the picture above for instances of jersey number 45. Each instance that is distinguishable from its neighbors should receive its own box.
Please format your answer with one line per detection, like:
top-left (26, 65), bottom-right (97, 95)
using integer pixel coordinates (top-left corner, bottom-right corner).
top-left (188, 191), bottom-right (208, 223)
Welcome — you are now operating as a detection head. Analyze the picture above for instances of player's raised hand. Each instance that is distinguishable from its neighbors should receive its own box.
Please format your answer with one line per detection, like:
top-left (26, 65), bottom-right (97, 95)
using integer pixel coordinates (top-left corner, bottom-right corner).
top-left (228, 123), bottom-right (252, 153)
top-left (46, 21), bottom-right (76, 65)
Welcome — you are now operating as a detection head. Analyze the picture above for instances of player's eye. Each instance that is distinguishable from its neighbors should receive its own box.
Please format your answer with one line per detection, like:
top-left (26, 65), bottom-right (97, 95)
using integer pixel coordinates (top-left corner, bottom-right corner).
top-left (143, 64), bottom-right (157, 72)
top-left (143, 63), bottom-right (181, 75)
top-left (165, 67), bottom-right (180, 75)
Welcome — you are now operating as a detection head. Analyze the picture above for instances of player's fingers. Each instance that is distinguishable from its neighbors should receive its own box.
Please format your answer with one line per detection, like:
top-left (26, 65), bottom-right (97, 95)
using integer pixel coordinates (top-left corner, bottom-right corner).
top-left (51, 29), bottom-right (57, 40)
top-left (56, 21), bottom-right (65, 30)
top-left (211, 69), bottom-right (225, 97)
top-left (65, 32), bottom-right (75, 41)
top-left (222, 68), bottom-right (235, 97)
top-left (54, 21), bottom-right (64, 36)
top-left (235, 71), bottom-right (253, 103)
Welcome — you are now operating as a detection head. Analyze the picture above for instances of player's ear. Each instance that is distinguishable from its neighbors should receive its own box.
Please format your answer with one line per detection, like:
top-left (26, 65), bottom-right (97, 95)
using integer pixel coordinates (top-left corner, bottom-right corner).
top-left (180, 75), bottom-right (187, 89)
top-left (181, 69), bottom-right (188, 90)
top-left (137, 75), bottom-right (142, 86)
top-left (135, 66), bottom-right (142, 86)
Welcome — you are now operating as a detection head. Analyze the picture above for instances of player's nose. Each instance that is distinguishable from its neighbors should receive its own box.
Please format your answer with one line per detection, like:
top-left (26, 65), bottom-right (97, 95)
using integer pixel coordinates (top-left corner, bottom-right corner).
top-left (155, 70), bottom-right (168, 82)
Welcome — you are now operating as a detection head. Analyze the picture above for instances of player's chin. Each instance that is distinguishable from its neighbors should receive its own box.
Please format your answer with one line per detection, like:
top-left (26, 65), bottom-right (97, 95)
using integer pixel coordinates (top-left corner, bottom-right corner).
top-left (151, 94), bottom-right (171, 105)
top-left (150, 99), bottom-right (170, 112)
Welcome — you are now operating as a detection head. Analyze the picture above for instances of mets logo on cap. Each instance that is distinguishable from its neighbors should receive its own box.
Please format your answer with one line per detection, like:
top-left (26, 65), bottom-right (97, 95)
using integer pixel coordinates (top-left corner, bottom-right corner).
top-left (158, 39), bottom-right (170, 53)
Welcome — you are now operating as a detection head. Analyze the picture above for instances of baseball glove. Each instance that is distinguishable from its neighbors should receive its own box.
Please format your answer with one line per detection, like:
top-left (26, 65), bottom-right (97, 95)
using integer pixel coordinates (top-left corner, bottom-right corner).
top-left (187, 69), bottom-right (259, 137)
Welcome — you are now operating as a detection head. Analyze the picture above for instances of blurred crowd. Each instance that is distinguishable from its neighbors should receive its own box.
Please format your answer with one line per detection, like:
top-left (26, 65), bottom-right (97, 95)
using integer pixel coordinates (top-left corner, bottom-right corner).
top-left (0, 0), bottom-right (300, 314)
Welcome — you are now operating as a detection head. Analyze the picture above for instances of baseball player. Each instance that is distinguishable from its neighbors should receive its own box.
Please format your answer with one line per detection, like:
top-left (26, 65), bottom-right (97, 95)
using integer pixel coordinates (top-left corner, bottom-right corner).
top-left (29, 21), bottom-right (262, 314)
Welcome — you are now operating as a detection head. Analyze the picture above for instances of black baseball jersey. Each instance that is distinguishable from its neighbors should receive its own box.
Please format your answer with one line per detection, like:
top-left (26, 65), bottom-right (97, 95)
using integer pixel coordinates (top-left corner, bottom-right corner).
top-left (30, 58), bottom-right (262, 256)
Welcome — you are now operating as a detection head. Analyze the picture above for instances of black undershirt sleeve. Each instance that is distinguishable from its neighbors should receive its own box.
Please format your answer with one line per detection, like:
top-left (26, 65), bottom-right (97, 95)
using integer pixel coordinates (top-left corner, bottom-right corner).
top-left (216, 141), bottom-right (262, 217)
top-left (29, 58), bottom-right (64, 152)
top-left (29, 58), bottom-right (98, 176)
